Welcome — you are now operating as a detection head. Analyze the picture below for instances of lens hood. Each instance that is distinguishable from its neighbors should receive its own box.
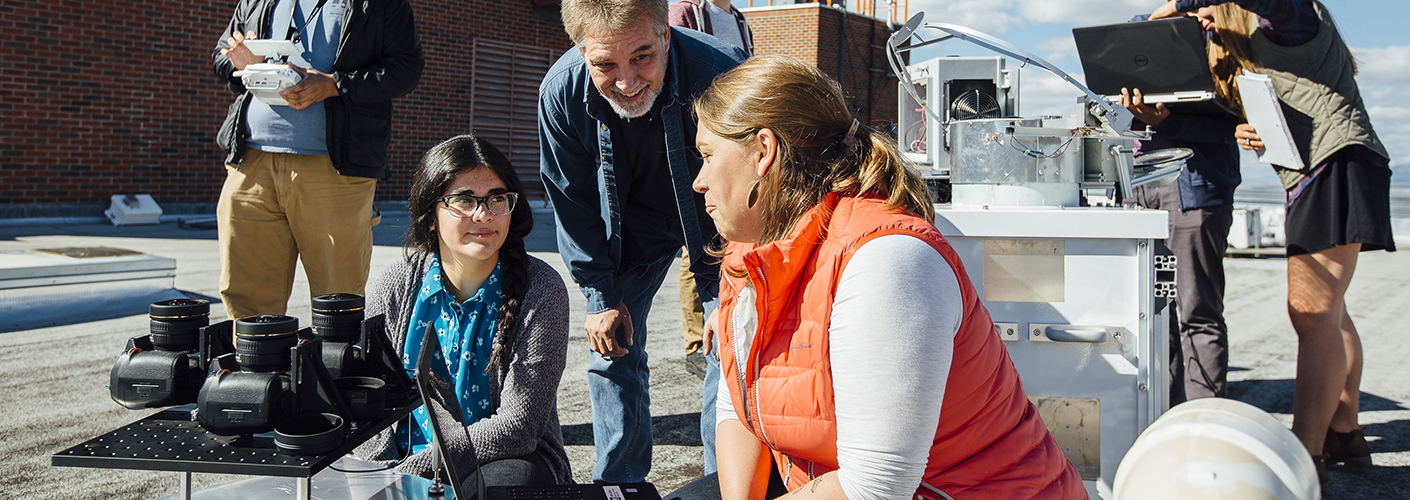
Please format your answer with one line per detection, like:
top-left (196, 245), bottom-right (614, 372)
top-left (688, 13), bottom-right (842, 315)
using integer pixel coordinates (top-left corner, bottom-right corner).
top-left (334, 376), bottom-right (387, 421)
top-left (312, 293), bottom-right (364, 314)
top-left (274, 413), bottom-right (346, 456)
top-left (149, 298), bottom-right (210, 319)
top-left (235, 315), bottom-right (299, 338)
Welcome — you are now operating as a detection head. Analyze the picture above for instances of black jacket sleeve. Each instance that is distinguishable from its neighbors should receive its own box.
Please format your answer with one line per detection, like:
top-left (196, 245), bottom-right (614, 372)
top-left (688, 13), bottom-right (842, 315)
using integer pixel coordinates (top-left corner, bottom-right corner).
top-left (331, 0), bottom-right (425, 105)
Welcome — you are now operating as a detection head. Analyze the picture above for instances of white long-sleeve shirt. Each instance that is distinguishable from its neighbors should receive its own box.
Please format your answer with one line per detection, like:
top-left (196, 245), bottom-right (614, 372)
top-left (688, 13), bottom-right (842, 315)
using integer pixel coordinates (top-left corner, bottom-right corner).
top-left (717, 234), bottom-right (962, 500)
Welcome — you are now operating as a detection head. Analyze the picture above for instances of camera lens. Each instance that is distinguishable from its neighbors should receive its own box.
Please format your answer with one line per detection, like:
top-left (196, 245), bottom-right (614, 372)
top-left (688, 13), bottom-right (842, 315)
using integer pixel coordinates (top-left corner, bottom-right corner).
top-left (311, 293), bottom-right (364, 342)
top-left (235, 315), bottom-right (299, 372)
top-left (148, 298), bottom-right (210, 352)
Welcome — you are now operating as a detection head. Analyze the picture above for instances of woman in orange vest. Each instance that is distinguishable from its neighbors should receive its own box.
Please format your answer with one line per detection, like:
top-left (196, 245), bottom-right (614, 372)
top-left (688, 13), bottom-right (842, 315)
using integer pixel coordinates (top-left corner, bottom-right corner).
top-left (665, 54), bottom-right (1085, 500)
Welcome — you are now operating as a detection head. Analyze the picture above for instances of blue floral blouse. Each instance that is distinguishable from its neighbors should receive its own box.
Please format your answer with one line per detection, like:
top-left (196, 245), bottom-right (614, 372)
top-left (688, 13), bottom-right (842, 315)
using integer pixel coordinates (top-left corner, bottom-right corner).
top-left (399, 253), bottom-right (502, 454)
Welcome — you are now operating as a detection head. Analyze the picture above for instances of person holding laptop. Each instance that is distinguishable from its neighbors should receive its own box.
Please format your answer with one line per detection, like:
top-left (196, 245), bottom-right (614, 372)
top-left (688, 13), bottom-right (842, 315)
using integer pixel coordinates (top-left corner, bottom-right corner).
top-left (1116, 10), bottom-right (1244, 407)
top-left (354, 135), bottom-right (574, 486)
top-left (670, 55), bottom-right (1084, 500)
top-left (1153, 0), bottom-right (1393, 490)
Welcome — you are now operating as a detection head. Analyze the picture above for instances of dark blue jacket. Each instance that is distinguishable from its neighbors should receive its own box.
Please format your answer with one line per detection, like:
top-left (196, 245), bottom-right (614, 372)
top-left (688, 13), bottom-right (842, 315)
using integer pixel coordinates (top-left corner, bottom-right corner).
top-left (537, 28), bottom-right (746, 313)
top-left (1138, 112), bottom-right (1244, 210)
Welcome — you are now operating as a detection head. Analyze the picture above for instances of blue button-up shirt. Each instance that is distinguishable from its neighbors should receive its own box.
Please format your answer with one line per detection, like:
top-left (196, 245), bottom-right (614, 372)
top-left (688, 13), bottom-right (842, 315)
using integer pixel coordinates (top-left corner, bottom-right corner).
top-left (537, 28), bottom-right (745, 313)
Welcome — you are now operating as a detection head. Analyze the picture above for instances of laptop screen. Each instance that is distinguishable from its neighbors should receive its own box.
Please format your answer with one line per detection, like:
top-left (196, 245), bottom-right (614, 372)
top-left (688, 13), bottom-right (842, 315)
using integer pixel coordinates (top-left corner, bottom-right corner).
top-left (1073, 16), bottom-right (1213, 96)
top-left (416, 326), bottom-right (486, 500)
top-left (416, 327), bottom-right (661, 500)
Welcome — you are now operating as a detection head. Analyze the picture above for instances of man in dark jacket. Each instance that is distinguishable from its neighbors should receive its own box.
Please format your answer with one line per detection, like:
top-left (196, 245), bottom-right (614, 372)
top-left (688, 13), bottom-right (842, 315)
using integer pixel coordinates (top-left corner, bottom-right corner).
top-left (539, 0), bottom-right (745, 482)
top-left (211, 0), bottom-right (422, 320)
top-left (1123, 86), bottom-right (1242, 403)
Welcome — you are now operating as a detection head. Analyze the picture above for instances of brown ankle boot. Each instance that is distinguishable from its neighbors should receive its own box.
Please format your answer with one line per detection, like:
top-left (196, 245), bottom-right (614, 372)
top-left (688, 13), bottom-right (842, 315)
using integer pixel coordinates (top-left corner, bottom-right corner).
top-left (1324, 427), bottom-right (1373, 468)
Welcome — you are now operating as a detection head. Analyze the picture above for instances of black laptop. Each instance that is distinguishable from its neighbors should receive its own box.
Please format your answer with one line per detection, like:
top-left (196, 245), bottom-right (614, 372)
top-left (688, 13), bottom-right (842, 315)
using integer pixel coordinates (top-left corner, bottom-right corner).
top-left (415, 327), bottom-right (662, 500)
top-left (1073, 16), bottom-right (1229, 115)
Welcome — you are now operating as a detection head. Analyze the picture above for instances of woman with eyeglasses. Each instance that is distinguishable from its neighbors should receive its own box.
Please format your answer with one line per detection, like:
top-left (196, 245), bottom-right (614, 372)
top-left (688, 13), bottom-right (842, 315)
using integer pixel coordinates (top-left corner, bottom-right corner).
top-left (354, 135), bottom-right (573, 486)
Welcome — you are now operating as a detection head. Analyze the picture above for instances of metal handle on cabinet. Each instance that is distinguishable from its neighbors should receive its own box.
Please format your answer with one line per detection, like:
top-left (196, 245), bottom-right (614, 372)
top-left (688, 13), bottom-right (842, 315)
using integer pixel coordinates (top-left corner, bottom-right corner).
top-left (1030, 324), bottom-right (1111, 343)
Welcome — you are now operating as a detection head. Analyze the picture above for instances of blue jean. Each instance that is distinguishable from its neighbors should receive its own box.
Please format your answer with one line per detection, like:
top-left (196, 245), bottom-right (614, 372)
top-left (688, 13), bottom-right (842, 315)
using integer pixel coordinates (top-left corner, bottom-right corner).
top-left (699, 296), bottom-right (720, 475)
top-left (589, 254), bottom-right (721, 482)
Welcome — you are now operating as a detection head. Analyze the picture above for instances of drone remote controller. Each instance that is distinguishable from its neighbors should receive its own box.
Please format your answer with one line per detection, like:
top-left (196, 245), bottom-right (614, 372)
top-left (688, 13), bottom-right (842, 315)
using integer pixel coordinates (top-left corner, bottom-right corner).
top-left (234, 63), bottom-right (304, 106)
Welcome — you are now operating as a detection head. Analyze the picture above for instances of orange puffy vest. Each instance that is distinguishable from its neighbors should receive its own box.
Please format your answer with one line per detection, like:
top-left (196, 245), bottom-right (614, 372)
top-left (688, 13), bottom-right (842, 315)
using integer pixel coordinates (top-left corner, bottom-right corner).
top-left (717, 194), bottom-right (1085, 499)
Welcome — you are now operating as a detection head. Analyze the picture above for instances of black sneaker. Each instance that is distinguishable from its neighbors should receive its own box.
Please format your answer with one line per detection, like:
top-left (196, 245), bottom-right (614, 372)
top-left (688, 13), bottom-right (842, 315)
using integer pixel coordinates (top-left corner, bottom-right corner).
top-left (685, 350), bottom-right (708, 380)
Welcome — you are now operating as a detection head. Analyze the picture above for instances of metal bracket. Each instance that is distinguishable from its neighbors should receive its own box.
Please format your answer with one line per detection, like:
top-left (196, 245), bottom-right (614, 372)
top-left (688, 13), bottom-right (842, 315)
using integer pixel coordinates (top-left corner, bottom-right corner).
top-left (994, 322), bottom-right (1019, 342)
top-left (1154, 255), bottom-right (1178, 298)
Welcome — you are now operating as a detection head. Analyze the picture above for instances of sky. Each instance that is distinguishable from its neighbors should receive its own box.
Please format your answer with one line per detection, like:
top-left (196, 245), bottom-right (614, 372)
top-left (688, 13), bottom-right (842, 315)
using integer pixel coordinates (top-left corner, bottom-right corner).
top-left (736, 0), bottom-right (1409, 192)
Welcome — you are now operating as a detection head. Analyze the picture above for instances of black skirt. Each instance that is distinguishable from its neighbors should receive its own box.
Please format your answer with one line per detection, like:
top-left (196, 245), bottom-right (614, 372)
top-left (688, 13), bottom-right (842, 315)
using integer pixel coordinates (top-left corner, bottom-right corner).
top-left (1284, 145), bottom-right (1397, 256)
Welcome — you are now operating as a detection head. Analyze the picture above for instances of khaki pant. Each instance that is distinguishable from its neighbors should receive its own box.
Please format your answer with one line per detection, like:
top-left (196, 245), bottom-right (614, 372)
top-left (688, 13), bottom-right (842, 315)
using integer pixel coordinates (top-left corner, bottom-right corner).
top-left (217, 148), bottom-right (377, 320)
top-left (679, 247), bottom-right (704, 354)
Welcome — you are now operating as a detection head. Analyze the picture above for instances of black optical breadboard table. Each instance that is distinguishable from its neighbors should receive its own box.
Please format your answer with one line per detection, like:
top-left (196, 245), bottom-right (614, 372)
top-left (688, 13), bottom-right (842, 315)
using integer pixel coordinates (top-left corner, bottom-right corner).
top-left (52, 396), bottom-right (419, 478)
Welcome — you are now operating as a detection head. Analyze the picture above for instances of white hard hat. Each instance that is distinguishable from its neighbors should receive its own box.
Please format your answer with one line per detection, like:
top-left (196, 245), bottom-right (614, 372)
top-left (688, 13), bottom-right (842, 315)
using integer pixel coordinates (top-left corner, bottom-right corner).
top-left (1114, 398), bottom-right (1319, 500)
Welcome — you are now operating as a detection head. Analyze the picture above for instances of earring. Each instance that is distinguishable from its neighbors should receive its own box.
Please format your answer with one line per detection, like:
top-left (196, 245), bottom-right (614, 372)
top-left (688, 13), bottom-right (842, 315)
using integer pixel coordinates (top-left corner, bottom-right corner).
top-left (747, 178), bottom-right (762, 208)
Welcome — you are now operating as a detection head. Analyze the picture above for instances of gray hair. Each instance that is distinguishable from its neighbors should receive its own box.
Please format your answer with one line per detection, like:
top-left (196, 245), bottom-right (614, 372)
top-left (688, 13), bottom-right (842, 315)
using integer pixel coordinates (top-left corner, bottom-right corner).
top-left (560, 0), bottom-right (668, 48)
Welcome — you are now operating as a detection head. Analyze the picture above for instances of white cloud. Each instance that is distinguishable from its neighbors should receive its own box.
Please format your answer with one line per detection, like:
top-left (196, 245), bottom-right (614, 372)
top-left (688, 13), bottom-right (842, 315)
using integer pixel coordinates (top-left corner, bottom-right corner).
top-left (1039, 35), bottom-right (1078, 63)
top-left (1350, 45), bottom-right (1410, 85)
top-left (1016, 0), bottom-right (1165, 26)
top-left (1017, 71), bottom-right (1087, 117)
top-left (906, 0), bottom-right (1023, 34)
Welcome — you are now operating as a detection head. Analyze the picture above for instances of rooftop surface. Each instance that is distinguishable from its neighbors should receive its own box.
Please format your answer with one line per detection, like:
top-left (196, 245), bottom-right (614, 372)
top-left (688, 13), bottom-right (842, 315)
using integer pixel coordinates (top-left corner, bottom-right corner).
top-left (1, 212), bottom-right (1407, 499)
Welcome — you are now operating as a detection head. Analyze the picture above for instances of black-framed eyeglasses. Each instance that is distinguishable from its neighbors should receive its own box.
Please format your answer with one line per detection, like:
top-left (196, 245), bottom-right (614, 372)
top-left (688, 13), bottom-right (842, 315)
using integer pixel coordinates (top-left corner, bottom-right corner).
top-left (437, 192), bottom-right (518, 218)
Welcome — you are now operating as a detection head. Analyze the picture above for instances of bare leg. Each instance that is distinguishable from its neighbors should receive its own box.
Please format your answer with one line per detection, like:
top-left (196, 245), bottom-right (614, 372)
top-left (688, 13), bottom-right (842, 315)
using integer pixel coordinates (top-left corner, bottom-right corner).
top-left (1287, 243), bottom-right (1360, 455)
top-left (1330, 305), bottom-right (1363, 433)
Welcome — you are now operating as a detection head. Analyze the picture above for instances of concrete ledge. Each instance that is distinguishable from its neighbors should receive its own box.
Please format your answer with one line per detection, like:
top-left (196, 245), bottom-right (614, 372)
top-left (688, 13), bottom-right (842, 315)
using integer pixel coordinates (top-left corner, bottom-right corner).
top-left (0, 248), bottom-right (182, 332)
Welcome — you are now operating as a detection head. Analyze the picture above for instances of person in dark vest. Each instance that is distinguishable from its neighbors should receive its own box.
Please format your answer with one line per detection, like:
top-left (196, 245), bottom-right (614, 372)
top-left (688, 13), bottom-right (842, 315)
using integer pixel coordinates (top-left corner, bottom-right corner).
top-left (1153, 0), bottom-right (1393, 490)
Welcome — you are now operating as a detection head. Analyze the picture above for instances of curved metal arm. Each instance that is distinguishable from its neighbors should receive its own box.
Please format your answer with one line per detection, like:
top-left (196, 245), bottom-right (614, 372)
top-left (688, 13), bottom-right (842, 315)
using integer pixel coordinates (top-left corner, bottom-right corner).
top-left (886, 13), bottom-right (1134, 136)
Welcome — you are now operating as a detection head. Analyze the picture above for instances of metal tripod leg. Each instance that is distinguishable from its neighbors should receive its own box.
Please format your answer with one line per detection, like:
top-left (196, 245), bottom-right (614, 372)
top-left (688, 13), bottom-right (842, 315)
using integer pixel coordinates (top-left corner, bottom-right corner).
top-left (180, 471), bottom-right (192, 500)
top-left (298, 476), bottom-right (311, 500)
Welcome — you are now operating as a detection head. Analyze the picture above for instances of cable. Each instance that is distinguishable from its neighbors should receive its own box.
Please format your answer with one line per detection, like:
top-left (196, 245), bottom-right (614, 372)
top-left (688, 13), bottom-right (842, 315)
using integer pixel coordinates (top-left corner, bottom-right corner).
top-left (328, 412), bottom-right (413, 473)
top-left (329, 457), bottom-right (404, 474)
top-left (1006, 132), bottom-right (1078, 159)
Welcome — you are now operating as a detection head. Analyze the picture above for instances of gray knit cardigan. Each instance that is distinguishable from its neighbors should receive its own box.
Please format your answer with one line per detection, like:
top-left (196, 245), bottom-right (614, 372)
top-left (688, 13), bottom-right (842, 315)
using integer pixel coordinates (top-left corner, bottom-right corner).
top-left (352, 252), bottom-right (574, 484)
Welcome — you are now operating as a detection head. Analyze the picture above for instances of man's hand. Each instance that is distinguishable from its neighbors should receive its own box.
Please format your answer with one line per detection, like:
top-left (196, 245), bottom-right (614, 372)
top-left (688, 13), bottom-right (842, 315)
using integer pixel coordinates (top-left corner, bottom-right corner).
top-left (702, 309), bottom-right (718, 356)
top-left (220, 30), bottom-right (262, 71)
top-left (586, 303), bottom-right (633, 357)
top-left (280, 65), bottom-right (340, 110)
top-left (1120, 87), bottom-right (1171, 127)
top-left (1235, 123), bottom-right (1264, 151)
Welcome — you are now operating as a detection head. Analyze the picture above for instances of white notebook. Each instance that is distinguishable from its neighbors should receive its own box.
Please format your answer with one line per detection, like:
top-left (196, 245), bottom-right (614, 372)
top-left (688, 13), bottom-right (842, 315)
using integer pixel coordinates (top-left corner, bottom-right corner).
top-left (1236, 72), bottom-right (1305, 168)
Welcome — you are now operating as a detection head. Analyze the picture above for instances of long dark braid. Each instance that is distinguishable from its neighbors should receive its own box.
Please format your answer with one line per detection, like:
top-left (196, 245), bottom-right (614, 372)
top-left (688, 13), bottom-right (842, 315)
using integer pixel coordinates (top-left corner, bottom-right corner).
top-left (486, 197), bottom-right (533, 375)
top-left (404, 135), bottom-right (535, 375)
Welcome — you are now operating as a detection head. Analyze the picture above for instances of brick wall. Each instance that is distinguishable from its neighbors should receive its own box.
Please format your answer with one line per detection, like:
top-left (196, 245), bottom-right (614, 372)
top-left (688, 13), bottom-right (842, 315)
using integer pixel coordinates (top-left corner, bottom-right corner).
top-left (0, 0), bottom-right (571, 218)
top-left (743, 4), bottom-right (897, 126)
top-left (0, 1), bottom-right (896, 218)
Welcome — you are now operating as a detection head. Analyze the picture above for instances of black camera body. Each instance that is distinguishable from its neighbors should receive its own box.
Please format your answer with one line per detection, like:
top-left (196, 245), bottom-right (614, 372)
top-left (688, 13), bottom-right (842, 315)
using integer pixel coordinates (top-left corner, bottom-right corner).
top-left (110, 299), bottom-right (234, 409)
top-left (197, 315), bottom-right (314, 436)
top-left (195, 368), bottom-right (290, 434)
top-left (110, 340), bottom-right (200, 408)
